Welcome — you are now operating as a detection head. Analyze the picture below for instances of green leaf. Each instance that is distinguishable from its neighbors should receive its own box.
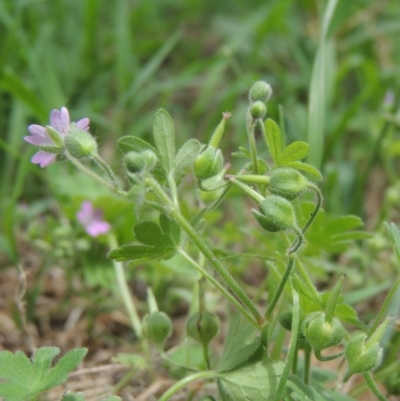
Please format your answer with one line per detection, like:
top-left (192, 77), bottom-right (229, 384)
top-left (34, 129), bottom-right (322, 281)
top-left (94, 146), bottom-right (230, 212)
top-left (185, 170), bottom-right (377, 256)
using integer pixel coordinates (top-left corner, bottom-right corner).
top-left (0, 347), bottom-right (87, 401)
top-left (107, 244), bottom-right (174, 261)
top-left (335, 304), bottom-right (366, 329)
top-left (117, 136), bottom-right (158, 155)
top-left (263, 119), bottom-right (282, 163)
top-left (62, 392), bottom-right (86, 401)
top-left (218, 314), bottom-right (261, 372)
top-left (324, 215), bottom-right (363, 235)
top-left (153, 109), bottom-right (176, 173)
top-left (41, 348), bottom-right (87, 390)
top-left (385, 222), bottom-right (400, 266)
top-left (217, 361), bottom-right (284, 401)
top-left (174, 139), bottom-right (201, 181)
top-left (134, 221), bottom-right (173, 247)
top-left (277, 141), bottom-right (310, 165)
top-left (159, 213), bottom-right (181, 246)
top-left (286, 161), bottom-right (323, 180)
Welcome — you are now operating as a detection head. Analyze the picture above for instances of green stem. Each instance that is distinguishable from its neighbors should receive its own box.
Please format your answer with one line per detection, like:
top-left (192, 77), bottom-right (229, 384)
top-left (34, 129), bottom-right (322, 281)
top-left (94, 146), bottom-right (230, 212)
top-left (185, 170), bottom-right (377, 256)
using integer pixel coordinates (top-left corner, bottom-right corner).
top-left (315, 349), bottom-right (344, 361)
top-left (65, 149), bottom-right (128, 197)
top-left (265, 257), bottom-right (295, 320)
top-left (362, 372), bottom-right (390, 401)
top-left (108, 233), bottom-right (143, 339)
top-left (113, 367), bottom-right (138, 394)
top-left (294, 258), bottom-right (322, 305)
top-left (202, 342), bottom-right (211, 369)
top-left (287, 227), bottom-right (304, 255)
top-left (167, 173), bottom-right (179, 207)
top-left (302, 184), bottom-right (323, 234)
top-left (304, 342), bottom-right (311, 385)
top-left (179, 251), bottom-right (258, 328)
top-left (146, 177), bottom-right (264, 326)
top-left (246, 116), bottom-right (259, 175)
top-left (368, 276), bottom-right (400, 336)
top-left (275, 287), bottom-right (300, 400)
top-left (158, 370), bottom-right (222, 401)
top-left (91, 151), bottom-right (120, 190)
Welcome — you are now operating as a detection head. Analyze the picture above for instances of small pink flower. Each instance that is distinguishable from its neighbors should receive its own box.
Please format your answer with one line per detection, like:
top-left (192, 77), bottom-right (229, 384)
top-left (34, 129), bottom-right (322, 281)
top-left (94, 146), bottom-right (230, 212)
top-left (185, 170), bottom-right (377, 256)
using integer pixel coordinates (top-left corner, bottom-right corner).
top-left (77, 201), bottom-right (111, 237)
top-left (24, 107), bottom-right (90, 168)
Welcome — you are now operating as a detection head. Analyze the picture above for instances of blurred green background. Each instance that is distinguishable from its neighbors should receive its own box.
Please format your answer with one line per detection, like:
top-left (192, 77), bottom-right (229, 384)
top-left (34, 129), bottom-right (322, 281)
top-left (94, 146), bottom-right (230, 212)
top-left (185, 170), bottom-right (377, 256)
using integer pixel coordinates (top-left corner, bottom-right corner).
top-left (1, 0), bottom-right (400, 266)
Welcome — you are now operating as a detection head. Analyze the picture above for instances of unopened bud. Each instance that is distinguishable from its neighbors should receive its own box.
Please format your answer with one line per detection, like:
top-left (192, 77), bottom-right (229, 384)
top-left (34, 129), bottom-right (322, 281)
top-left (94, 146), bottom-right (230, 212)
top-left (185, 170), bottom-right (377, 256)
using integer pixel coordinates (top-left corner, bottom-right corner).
top-left (249, 81), bottom-right (273, 103)
top-left (142, 311), bottom-right (172, 344)
top-left (186, 312), bottom-right (219, 346)
top-left (268, 168), bottom-right (309, 200)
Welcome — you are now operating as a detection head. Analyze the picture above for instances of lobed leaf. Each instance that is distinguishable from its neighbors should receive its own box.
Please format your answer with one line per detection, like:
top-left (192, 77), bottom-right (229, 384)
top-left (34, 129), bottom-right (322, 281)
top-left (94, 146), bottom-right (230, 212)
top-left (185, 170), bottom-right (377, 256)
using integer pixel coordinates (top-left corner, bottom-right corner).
top-left (153, 109), bottom-right (176, 173)
top-left (263, 119), bottom-right (282, 163)
top-left (217, 361), bottom-right (284, 401)
top-left (134, 221), bottom-right (173, 247)
top-left (285, 161), bottom-right (323, 180)
top-left (277, 141), bottom-right (310, 165)
top-left (218, 313), bottom-right (260, 373)
top-left (174, 138), bottom-right (201, 182)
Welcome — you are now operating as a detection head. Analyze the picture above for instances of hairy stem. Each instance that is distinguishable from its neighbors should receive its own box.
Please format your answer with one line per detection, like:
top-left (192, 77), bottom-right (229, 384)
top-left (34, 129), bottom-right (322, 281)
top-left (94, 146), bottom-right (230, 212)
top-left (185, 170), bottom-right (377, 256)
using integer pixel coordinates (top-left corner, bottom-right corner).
top-left (146, 177), bottom-right (265, 326)
top-left (363, 372), bottom-right (390, 401)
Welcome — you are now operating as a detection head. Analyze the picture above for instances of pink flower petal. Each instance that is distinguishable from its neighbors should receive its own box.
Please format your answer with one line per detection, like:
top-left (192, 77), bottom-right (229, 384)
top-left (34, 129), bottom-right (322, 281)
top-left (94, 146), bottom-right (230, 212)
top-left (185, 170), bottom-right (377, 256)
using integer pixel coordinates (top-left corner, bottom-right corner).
top-left (60, 107), bottom-right (70, 132)
top-left (86, 221), bottom-right (111, 237)
top-left (28, 124), bottom-right (47, 137)
top-left (50, 109), bottom-right (62, 133)
top-left (31, 151), bottom-right (57, 168)
top-left (77, 201), bottom-right (94, 224)
top-left (76, 118), bottom-right (90, 131)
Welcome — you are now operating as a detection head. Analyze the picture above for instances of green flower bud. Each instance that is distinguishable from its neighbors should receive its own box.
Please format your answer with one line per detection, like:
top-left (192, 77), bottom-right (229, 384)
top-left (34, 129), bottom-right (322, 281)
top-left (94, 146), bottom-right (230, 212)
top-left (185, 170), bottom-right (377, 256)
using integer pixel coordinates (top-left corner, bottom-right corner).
top-left (124, 152), bottom-right (146, 173)
top-left (252, 195), bottom-right (297, 232)
top-left (199, 188), bottom-right (223, 203)
top-left (141, 149), bottom-right (158, 171)
top-left (344, 318), bottom-right (390, 381)
top-left (268, 168), bottom-right (309, 200)
top-left (194, 146), bottom-right (223, 181)
top-left (64, 127), bottom-right (97, 158)
top-left (186, 312), bottom-right (219, 346)
top-left (302, 312), bottom-right (345, 351)
top-left (279, 312), bottom-right (293, 331)
top-left (142, 311), bottom-right (172, 344)
top-left (249, 81), bottom-right (273, 103)
top-left (249, 101), bottom-right (267, 119)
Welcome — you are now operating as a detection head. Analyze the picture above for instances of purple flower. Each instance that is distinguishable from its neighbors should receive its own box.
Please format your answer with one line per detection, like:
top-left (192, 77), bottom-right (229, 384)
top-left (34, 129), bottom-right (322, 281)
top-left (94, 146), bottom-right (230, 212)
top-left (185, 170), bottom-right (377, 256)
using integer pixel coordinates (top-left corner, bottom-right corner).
top-left (77, 201), bottom-right (111, 237)
top-left (24, 107), bottom-right (90, 168)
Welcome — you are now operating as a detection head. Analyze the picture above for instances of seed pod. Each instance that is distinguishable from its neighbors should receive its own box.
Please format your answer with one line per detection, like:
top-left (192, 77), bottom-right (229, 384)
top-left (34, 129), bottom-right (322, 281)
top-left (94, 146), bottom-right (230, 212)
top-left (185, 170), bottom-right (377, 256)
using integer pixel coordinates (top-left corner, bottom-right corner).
top-left (249, 81), bottom-right (273, 103)
top-left (64, 127), bottom-right (97, 158)
top-left (186, 312), bottom-right (219, 346)
top-left (279, 312), bottom-right (293, 331)
top-left (142, 311), bottom-right (172, 344)
top-left (344, 318), bottom-right (390, 381)
top-left (249, 101), bottom-right (267, 119)
top-left (302, 312), bottom-right (345, 351)
top-left (268, 168), bottom-right (309, 200)
top-left (124, 152), bottom-right (146, 173)
top-left (252, 195), bottom-right (297, 232)
top-left (194, 146), bottom-right (223, 181)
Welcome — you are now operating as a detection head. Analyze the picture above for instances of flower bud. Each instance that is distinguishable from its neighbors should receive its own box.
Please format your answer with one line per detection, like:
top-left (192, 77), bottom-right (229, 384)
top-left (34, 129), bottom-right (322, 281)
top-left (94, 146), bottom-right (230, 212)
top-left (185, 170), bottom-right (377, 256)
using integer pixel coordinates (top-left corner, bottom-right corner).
top-left (268, 168), bottom-right (309, 200)
top-left (194, 146), bottom-right (223, 181)
top-left (279, 312), bottom-right (293, 331)
top-left (199, 188), bottom-right (223, 203)
top-left (302, 312), bottom-right (345, 351)
top-left (252, 195), bottom-right (297, 232)
top-left (186, 312), bottom-right (219, 346)
top-left (249, 101), bottom-right (267, 119)
top-left (124, 152), bottom-right (146, 173)
top-left (142, 311), bottom-right (172, 344)
top-left (344, 318), bottom-right (390, 380)
top-left (141, 149), bottom-right (158, 171)
top-left (249, 81), bottom-right (273, 103)
top-left (64, 127), bottom-right (97, 158)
